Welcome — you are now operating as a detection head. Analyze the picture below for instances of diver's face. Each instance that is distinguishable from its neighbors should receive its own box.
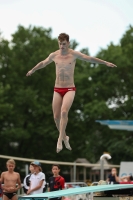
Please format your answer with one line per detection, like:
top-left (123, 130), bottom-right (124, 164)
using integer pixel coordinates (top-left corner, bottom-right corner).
top-left (58, 40), bottom-right (69, 52)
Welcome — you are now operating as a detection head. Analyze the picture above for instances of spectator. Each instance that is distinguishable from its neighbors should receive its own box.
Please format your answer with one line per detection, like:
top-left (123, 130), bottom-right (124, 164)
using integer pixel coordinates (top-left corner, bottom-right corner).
top-left (27, 161), bottom-right (45, 195)
top-left (0, 176), bottom-right (3, 200)
top-left (48, 164), bottom-right (65, 200)
top-left (23, 164), bottom-right (34, 194)
top-left (1, 159), bottom-right (21, 200)
top-left (106, 168), bottom-right (119, 184)
top-left (120, 175), bottom-right (133, 182)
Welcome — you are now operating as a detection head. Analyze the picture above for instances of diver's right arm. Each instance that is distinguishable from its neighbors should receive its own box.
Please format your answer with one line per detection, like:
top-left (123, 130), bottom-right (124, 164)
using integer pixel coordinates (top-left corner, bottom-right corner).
top-left (26, 53), bottom-right (54, 76)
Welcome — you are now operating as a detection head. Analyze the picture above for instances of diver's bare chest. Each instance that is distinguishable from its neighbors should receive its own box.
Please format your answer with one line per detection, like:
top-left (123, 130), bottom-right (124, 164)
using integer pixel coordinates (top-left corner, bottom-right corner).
top-left (54, 55), bottom-right (75, 67)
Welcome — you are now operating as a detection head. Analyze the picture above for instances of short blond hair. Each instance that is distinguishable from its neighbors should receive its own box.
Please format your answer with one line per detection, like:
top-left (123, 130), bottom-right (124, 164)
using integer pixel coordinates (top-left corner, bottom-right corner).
top-left (6, 159), bottom-right (16, 166)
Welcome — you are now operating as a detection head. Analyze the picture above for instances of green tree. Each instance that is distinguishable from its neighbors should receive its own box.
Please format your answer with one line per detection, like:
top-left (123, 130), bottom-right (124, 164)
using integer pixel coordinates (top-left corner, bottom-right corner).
top-left (83, 25), bottom-right (133, 163)
top-left (0, 25), bottom-right (133, 172)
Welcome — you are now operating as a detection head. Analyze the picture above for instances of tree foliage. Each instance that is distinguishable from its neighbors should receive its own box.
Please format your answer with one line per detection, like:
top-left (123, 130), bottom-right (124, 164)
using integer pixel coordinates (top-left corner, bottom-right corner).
top-left (0, 25), bottom-right (133, 173)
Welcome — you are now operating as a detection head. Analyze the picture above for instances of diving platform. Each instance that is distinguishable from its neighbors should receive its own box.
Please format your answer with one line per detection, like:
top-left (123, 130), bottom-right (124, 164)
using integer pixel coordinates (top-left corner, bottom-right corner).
top-left (18, 184), bottom-right (133, 200)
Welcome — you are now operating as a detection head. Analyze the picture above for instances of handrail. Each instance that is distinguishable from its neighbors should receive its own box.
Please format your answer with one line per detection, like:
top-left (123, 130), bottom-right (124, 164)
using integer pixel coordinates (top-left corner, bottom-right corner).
top-left (0, 154), bottom-right (120, 167)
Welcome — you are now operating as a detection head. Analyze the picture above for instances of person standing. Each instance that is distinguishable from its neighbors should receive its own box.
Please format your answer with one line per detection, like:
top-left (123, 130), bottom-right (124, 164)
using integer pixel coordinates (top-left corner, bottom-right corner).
top-left (23, 164), bottom-right (34, 194)
top-left (106, 168), bottom-right (119, 184)
top-left (0, 176), bottom-right (3, 200)
top-left (27, 161), bottom-right (45, 195)
top-left (1, 159), bottom-right (21, 200)
top-left (48, 164), bottom-right (65, 200)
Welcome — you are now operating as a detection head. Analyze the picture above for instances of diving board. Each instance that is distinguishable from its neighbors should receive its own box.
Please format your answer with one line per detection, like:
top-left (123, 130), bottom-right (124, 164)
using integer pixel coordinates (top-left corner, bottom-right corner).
top-left (96, 120), bottom-right (133, 131)
top-left (18, 184), bottom-right (133, 200)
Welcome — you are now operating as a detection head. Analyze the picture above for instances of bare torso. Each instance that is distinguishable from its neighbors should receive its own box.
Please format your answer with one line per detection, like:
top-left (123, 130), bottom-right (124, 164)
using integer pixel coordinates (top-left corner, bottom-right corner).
top-left (52, 49), bottom-right (76, 88)
top-left (2, 171), bottom-right (20, 192)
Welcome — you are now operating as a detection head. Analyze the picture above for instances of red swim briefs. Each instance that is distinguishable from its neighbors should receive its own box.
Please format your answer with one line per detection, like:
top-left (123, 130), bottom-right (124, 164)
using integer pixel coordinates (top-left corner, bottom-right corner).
top-left (54, 87), bottom-right (76, 97)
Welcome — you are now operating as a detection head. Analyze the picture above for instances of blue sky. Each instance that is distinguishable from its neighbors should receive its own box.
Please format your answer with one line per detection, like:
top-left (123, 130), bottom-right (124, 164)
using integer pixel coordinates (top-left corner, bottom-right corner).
top-left (0, 0), bottom-right (133, 55)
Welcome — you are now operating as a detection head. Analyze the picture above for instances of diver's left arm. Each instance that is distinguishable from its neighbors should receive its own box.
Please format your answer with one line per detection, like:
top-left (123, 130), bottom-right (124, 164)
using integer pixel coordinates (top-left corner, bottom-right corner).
top-left (75, 51), bottom-right (117, 67)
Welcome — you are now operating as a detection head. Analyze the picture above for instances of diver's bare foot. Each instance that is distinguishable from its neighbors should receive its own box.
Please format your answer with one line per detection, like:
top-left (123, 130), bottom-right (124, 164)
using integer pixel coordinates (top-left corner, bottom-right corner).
top-left (63, 136), bottom-right (72, 150)
top-left (56, 139), bottom-right (63, 153)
